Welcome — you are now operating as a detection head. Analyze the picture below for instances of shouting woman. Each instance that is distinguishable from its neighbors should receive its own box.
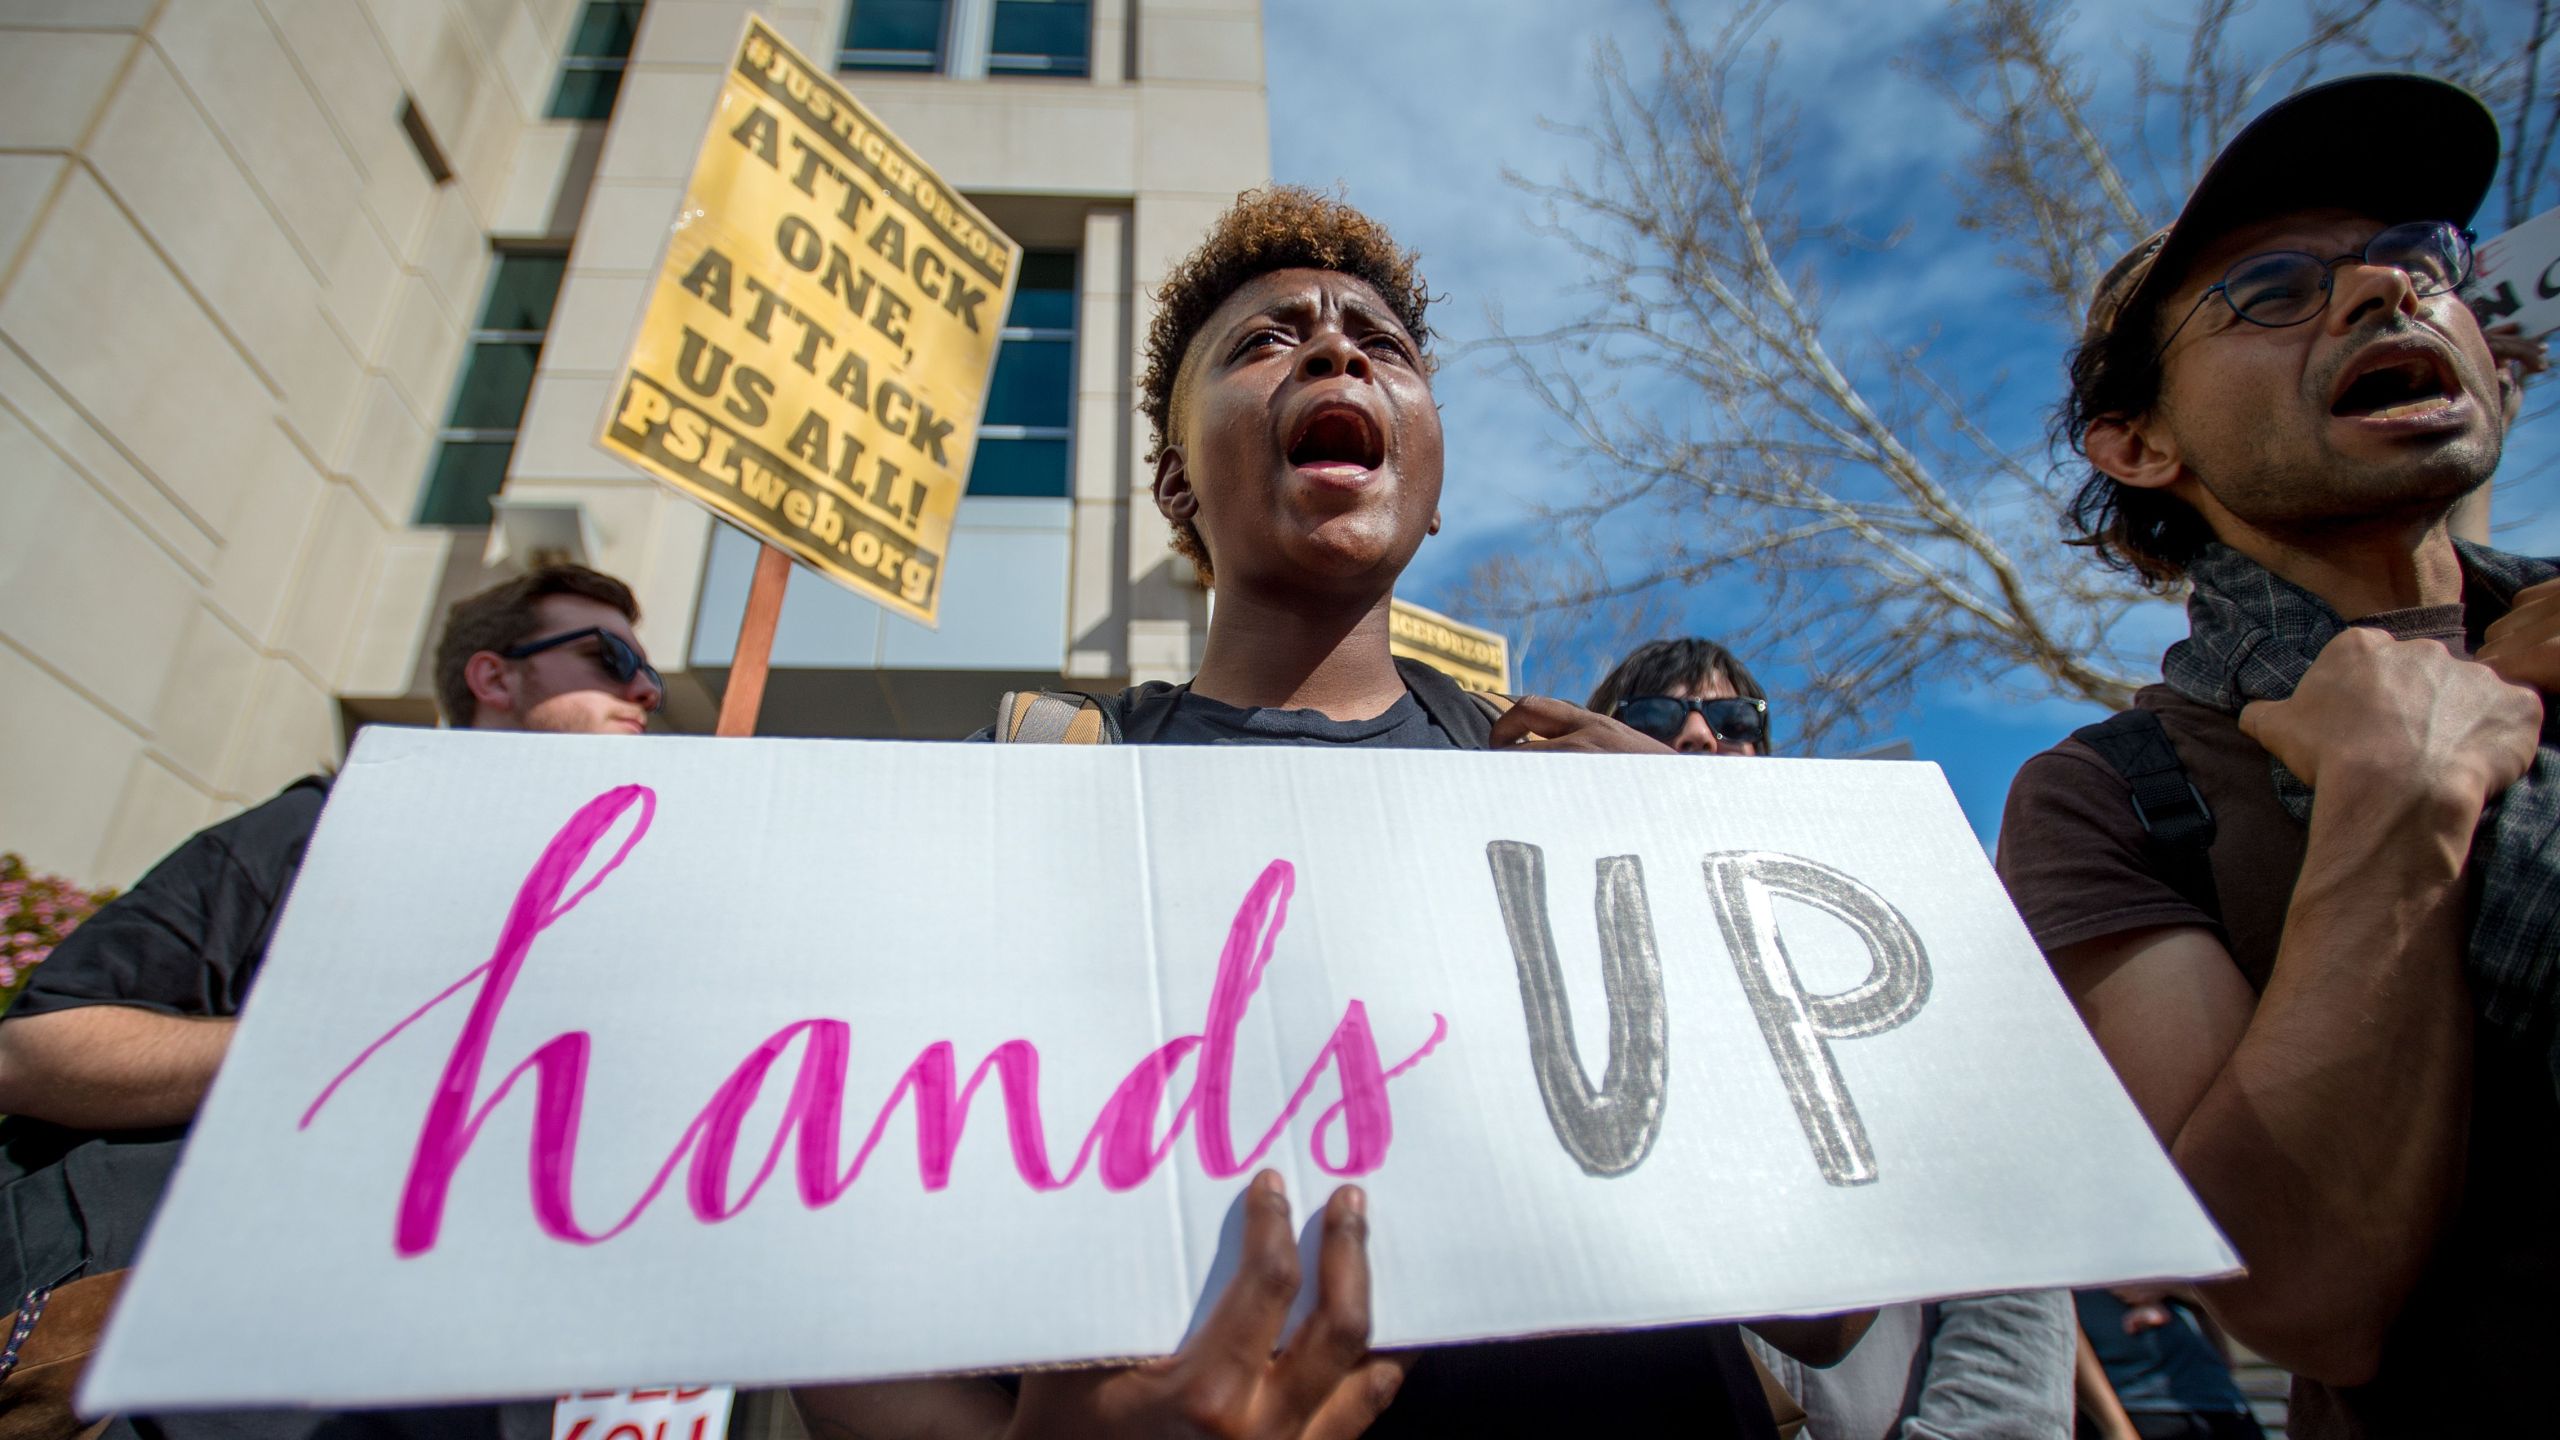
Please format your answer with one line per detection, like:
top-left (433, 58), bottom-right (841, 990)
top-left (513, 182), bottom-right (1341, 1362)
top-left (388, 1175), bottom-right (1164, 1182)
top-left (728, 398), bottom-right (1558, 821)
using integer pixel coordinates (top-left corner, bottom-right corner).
top-left (796, 187), bottom-right (1866, 1440)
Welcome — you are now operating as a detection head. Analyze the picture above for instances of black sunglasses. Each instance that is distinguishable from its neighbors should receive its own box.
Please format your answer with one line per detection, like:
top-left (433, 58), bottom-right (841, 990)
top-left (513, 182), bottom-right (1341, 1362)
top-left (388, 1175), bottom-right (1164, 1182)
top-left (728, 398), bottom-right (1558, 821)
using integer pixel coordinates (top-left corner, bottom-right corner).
top-left (500, 627), bottom-right (664, 710)
top-left (1613, 694), bottom-right (1769, 748)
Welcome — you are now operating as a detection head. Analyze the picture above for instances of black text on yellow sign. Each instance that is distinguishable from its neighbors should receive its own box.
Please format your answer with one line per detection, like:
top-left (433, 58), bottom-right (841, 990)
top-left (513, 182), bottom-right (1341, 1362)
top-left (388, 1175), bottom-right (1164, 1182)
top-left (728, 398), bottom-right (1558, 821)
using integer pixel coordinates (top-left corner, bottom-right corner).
top-left (600, 16), bottom-right (1020, 626)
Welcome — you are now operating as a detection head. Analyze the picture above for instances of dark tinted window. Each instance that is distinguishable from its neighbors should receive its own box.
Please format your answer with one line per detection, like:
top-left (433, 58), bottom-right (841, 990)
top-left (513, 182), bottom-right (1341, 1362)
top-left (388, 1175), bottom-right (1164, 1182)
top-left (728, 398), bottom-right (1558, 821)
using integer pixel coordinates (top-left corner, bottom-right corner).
top-left (416, 252), bottom-right (569, 527)
top-left (416, 442), bottom-right (517, 526)
top-left (985, 340), bottom-right (1072, 429)
top-left (1005, 251), bottom-right (1078, 329)
top-left (548, 1), bottom-right (645, 120)
top-left (988, 0), bottom-right (1088, 76)
top-left (968, 438), bottom-right (1071, 497)
top-left (972, 249), bottom-right (1077, 498)
top-left (480, 255), bottom-right (567, 334)
top-left (443, 343), bottom-right (543, 430)
top-left (841, 0), bottom-right (947, 72)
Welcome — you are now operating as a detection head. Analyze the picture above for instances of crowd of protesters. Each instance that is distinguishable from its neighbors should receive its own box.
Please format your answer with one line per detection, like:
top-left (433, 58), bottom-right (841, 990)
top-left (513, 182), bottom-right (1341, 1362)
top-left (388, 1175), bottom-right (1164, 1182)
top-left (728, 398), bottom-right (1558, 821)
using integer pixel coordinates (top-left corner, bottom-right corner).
top-left (5, 65), bottom-right (2557, 1440)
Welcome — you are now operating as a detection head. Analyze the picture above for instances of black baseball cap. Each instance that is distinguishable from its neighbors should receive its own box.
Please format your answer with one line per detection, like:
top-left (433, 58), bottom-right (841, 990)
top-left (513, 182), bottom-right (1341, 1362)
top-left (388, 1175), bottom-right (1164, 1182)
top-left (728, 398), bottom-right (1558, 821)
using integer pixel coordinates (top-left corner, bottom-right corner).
top-left (2086, 73), bottom-right (2502, 341)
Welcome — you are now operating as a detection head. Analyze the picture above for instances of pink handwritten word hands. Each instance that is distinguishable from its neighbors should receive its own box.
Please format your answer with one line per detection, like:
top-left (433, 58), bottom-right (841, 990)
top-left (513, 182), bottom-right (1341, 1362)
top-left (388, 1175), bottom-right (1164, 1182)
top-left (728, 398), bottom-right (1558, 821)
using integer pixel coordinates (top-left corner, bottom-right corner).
top-left (303, 787), bottom-right (1449, 1256)
top-left (1006, 1172), bottom-right (1407, 1440)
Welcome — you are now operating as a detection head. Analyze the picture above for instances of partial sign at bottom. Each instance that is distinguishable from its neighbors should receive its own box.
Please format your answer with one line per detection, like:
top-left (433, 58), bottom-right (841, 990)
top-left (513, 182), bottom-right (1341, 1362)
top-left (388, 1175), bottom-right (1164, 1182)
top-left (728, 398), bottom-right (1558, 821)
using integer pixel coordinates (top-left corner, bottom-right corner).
top-left (554, 1388), bottom-right (733, 1440)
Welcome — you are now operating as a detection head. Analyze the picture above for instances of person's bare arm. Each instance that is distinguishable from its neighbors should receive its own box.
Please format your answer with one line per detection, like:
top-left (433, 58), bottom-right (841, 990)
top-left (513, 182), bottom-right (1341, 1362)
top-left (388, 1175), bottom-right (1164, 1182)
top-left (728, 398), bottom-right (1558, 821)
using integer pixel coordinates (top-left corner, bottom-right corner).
top-left (2073, 1327), bottom-right (2139, 1440)
top-left (0, 1006), bottom-right (235, 1129)
top-left (2051, 630), bottom-right (2538, 1383)
top-left (795, 1172), bottom-right (1404, 1440)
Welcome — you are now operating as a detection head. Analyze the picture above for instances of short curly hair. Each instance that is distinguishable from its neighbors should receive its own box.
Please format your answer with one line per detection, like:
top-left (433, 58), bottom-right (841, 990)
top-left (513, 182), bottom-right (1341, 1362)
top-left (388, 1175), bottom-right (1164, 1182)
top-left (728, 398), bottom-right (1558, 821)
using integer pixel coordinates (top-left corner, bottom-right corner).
top-left (1139, 186), bottom-right (1435, 579)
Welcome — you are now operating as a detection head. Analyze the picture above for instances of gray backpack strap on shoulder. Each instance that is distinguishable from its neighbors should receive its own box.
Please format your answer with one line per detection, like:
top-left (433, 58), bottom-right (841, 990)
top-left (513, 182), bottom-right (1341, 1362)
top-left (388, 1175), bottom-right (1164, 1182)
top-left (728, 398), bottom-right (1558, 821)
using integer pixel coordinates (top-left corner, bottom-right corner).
top-left (994, 690), bottom-right (1114, 744)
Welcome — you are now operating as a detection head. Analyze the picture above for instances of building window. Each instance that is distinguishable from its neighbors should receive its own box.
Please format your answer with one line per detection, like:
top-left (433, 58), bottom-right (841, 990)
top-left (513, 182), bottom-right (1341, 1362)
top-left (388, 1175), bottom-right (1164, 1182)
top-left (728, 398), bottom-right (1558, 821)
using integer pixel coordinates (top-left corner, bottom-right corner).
top-left (549, 0), bottom-right (645, 120)
top-left (840, 0), bottom-right (948, 72)
top-left (988, 0), bottom-right (1088, 76)
top-left (416, 251), bottom-right (568, 527)
top-left (839, 0), bottom-right (1086, 79)
top-left (972, 251), bottom-right (1075, 498)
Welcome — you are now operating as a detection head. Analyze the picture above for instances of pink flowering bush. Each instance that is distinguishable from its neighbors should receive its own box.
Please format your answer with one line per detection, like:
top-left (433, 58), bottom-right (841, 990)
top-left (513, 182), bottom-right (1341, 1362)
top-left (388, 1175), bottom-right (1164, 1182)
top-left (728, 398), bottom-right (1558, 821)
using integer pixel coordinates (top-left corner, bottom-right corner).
top-left (1, 854), bottom-right (117, 1010)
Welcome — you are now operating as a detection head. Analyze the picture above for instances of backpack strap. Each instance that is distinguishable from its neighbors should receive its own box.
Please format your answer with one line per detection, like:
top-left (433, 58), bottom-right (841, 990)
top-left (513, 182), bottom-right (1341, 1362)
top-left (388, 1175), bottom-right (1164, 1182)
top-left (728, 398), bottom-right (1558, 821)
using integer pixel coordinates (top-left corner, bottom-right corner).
top-left (993, 690), bottom-right (1116, 744)
top-left (2072, 708), bottom-right (2221, 920)
top-left (1392, 658), bottom-right (1508, 748)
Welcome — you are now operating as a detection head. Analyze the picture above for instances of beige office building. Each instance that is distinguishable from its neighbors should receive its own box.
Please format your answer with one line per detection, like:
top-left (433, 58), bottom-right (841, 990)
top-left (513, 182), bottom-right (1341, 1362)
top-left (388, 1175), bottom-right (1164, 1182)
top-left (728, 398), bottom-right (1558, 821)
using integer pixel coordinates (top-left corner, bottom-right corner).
top-left (1, 0), bottom-right (1268, 887)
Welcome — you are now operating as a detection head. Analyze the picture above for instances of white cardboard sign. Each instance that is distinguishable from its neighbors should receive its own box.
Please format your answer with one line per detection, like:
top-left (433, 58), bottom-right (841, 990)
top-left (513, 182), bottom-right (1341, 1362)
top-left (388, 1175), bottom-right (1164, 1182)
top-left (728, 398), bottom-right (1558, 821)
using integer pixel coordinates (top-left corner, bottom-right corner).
top-left (2464, 201), bottom-right (2560, 339)
top-left (85, 730), bottom-right (2234, 1411)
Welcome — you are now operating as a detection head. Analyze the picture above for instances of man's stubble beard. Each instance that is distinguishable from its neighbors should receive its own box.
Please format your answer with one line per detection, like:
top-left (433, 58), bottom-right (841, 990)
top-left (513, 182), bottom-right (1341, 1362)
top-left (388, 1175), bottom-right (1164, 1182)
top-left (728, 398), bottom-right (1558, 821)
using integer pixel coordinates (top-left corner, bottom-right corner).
top-left (2183, 389), bottom-right (2501, 547)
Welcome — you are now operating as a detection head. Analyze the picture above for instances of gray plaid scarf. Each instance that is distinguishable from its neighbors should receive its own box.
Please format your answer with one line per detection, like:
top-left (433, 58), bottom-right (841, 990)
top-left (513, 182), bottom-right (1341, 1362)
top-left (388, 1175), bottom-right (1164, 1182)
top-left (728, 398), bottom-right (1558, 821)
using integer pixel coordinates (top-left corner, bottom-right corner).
top-left (2162, 540), bottom-right (2560, 1086)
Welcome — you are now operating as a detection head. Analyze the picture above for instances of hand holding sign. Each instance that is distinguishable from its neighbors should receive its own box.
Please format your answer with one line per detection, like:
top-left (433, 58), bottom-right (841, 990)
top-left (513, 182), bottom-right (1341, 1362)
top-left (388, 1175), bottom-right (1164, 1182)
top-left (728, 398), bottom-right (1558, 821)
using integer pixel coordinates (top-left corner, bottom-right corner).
top-left (2464, 203), bottom-right (2560, 345)
top-left (798, 1175), bottom-right (1402, 1440)
top-left (1487, 695), bottom-right (1672, 754)
top-left (1006, 1176), bottom-right (1406, 1440)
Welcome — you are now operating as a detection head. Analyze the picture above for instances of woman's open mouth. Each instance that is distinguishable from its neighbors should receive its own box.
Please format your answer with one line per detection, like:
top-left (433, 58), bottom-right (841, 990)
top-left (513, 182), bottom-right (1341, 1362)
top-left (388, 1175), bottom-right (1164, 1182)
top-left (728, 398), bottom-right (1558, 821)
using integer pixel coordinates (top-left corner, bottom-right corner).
top-left (1286, 401), bottom-right (1387, 481)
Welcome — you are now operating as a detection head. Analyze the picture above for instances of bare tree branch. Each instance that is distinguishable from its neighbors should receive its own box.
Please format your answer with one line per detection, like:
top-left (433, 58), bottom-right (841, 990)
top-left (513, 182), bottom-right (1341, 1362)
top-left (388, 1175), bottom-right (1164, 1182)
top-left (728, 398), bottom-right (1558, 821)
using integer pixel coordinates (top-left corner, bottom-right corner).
top-left (1470, 0), bottom-right (2556, 753)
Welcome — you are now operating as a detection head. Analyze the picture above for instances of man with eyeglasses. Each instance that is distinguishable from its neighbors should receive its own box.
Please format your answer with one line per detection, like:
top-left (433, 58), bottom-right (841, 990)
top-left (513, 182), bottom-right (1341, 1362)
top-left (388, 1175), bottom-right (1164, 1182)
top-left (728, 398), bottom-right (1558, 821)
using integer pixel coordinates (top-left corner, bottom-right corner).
top-left (1996, 75), bottom-right (2560, 1438)
top-left (0, 563), bottom-right (660, 1440)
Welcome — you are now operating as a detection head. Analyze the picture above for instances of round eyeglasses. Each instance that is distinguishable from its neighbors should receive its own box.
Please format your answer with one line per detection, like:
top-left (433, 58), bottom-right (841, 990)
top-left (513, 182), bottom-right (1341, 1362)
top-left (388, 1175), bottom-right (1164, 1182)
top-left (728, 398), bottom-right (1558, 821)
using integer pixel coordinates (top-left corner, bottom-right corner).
top-left (2152, 220), bottom-right (2476, 365)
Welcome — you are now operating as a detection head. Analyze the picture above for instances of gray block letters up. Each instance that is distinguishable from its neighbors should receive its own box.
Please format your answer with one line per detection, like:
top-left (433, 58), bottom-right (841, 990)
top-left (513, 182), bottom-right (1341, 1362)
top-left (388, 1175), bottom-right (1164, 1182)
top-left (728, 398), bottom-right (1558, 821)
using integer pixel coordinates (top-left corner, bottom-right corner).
top-left (1705, 851), bottom-right (1930, 1186)
top-left (1486, 841), bottom-right (1669, 1176)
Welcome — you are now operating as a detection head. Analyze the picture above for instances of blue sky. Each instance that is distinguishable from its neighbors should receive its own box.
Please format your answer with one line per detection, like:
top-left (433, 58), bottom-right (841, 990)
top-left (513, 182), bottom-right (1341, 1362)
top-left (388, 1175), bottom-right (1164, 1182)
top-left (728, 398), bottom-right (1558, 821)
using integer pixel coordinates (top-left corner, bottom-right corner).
top-left (1260, 0), bottom-right (2560, 841)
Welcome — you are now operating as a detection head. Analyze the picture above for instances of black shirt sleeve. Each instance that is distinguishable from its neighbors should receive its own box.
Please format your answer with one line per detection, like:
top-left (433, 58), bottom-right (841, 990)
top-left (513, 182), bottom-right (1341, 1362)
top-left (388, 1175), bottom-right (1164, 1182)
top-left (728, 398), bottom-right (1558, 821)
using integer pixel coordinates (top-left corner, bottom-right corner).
top-left (7, 780), bottom-right (329, 1022)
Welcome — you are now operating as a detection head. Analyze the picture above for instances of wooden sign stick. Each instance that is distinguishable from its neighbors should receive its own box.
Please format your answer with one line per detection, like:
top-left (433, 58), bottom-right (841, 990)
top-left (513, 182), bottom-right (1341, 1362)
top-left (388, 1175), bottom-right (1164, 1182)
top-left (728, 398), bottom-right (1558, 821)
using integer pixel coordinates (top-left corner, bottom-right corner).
top-left (715, 543), bottom-right (792, 737)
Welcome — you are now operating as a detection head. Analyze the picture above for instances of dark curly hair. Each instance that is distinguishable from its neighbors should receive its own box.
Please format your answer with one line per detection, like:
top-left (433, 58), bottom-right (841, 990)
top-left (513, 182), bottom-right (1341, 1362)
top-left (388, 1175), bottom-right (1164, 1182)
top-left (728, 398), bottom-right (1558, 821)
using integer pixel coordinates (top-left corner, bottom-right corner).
top-left (2053, 250), bottom-right (2216, 591)
top-left (1139, 186), bottom-right (1435, 579)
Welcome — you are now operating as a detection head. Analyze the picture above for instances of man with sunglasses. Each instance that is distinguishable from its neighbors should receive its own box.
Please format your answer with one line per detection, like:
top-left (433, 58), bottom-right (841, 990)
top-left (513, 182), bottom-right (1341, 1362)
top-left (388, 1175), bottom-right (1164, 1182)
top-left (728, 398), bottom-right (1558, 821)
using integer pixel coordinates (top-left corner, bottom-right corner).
top-left (1586, 637), bottom-right (1773, 754)
top-left (1997, 75), bottom-right (2560, 1438)
top-left (438, 566), bottom-right (666, 733)
top-left (0, 563), bottom-right (659, 1440)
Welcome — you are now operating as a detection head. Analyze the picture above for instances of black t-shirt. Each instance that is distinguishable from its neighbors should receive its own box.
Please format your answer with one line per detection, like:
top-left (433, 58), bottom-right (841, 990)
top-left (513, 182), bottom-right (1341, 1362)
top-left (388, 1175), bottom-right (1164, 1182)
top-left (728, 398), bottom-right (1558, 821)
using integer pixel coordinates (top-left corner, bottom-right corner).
top-left (10, 777), bottom-right (329, 1026)
top-left (0, 778), bottom-right (331, 1292)
top-left (1063, 679), bottom-right (1771, 1439)
top-left (1147, 689), bottom-right (1460, 748)
top-left (1370, 1325), bottom-right (1772, 1439)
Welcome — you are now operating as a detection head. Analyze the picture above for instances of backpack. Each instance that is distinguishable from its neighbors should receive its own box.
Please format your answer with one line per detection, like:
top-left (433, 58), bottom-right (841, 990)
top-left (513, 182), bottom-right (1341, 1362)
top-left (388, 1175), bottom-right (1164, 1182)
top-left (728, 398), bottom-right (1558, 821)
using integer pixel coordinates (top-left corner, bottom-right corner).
top-left (993, 659), bottom-right (1517, 747)
top-left (2070, 708), bottom-right (2221, 920)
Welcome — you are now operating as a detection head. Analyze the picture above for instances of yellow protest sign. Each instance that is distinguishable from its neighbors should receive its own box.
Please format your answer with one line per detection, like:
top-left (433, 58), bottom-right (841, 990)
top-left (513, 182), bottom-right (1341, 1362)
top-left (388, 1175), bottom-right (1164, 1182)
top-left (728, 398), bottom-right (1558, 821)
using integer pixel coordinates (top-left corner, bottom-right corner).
top-left (601, 17), bottom-right (1020, 626)
top-left (1389, 599), bottom-right (1511, 693)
